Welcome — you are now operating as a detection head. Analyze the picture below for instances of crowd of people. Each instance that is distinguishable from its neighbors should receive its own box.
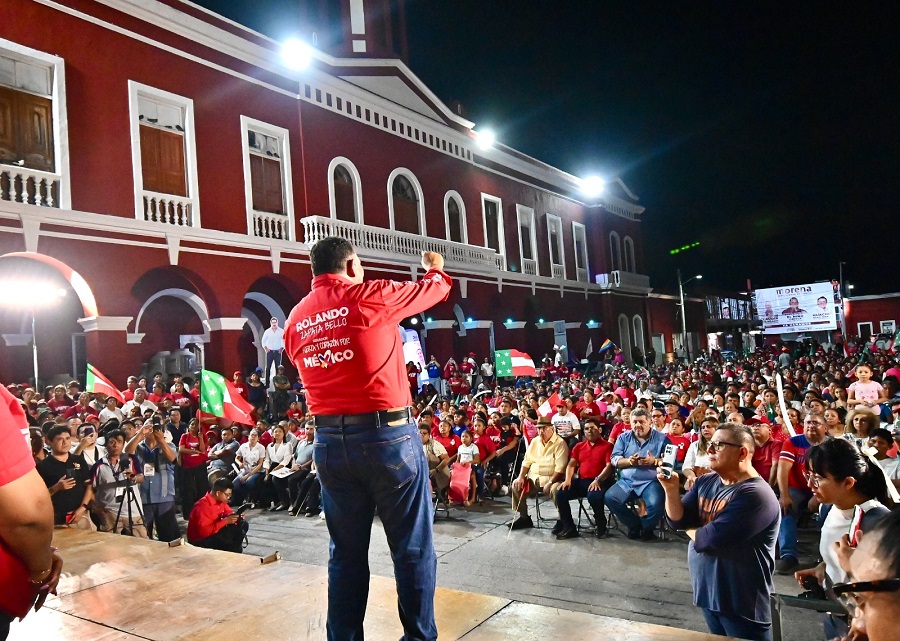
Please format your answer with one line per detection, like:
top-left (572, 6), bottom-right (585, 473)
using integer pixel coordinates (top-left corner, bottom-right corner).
top-left (7, 335), bottom-right (900, 640)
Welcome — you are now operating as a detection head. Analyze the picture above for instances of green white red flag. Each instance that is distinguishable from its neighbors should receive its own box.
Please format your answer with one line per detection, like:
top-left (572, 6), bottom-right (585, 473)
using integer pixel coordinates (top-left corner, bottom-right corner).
top-left (494, 349), bottom-right (536, 378)
top-left (85, 364), bottom-right (125, 403)
top-left (200, 369), bottom-right (255, 425)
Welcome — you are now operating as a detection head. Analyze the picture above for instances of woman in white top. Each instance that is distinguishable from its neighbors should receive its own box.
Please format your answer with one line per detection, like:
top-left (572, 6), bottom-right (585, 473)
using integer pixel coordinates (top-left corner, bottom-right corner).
top-left (233, 429), bottom-right (266, 507)
top-left (793, 438), bottom-right (890, 640)
top-left (681, 416), bottom-right (718, 490)
top-left (265, 425), bottom-right (294, 511)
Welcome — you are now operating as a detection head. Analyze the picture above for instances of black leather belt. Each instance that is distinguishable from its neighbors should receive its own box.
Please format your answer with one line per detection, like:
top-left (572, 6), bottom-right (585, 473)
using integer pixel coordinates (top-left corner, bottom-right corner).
top-left (314, 407), bottom-right (414, 428)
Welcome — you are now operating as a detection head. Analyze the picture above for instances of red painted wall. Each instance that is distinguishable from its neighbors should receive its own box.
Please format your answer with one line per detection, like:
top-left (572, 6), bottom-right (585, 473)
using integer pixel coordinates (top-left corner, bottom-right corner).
top-left (844, 296), bottom-right (900, 337)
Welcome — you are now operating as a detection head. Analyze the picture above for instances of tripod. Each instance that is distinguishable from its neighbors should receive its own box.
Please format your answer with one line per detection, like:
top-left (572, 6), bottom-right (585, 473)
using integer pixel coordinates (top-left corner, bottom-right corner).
top-left (113, 455), bottom-right (145, 536)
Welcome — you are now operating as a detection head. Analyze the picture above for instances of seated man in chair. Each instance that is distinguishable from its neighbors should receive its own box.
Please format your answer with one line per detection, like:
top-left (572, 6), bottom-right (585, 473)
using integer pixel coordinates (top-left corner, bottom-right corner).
top-left (606, 408), bottom-right (671, 541)
top-left (509, 416), bottom-right (569, 530)
top-left (553, 417), bottom-right (615, 539)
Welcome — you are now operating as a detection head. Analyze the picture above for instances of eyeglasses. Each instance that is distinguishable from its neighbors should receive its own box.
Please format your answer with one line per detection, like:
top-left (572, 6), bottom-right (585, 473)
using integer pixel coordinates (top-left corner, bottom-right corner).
top-left (832, 578), bottom-right (900, 613)
top-left (651, 413), bottom-right (664, 418)
top-left (706, 440), bottom-right (742, 453)
top-left (803, 471), bottom-right (826, 488)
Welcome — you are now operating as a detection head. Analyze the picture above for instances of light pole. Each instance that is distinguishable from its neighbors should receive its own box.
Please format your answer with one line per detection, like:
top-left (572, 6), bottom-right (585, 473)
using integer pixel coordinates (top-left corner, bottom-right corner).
top-left (677, 270), bottom-right (702, 361)
top-left (0, 280), bottom-right (66, 389)
top-left (838, 261), bottom-right (847, 343)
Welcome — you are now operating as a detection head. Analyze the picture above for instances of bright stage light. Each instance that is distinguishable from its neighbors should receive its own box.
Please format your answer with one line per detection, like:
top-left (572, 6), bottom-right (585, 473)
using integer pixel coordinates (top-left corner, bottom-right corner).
top-left (410, 317), bottom-right (419, 325)
top-left (0, 281), bottom-right (66, 308)
top-left (475, 129), bottom-right (495, 151)
top-left (580, 176), bottom-right (605, 198)
top-left (281, 38), bottom-right (312, 70)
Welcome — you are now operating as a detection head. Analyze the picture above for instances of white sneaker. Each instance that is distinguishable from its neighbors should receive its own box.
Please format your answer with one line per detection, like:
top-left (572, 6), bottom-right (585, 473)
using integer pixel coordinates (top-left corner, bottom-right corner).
top-left (500, 485), bottom-right (509, 496)
top-left (319, 512), bottom-right (325, 520)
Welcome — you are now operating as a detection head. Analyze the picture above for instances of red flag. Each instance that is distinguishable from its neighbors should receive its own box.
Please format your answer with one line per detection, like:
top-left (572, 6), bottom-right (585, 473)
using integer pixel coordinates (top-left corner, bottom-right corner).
top-left (538, 392), bottom-right (561, 417)
top-left (85, 364), bottom-right (125, 404)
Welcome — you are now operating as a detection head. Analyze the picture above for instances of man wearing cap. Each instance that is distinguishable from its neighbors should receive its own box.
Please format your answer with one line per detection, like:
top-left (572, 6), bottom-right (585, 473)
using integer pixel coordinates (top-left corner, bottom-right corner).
top-left (283, 237), bottom-right (451, 641)
top-left (261, 317), bottom-right (285, 388)
top-left (509, 416), bottom-right (569, 530)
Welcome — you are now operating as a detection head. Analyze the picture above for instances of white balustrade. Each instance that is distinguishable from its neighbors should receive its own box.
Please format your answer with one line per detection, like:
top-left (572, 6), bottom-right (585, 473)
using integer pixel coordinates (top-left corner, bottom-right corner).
top-left (522, 257), bottom-right (537, 276)
top-left (551, 263), bottom-right (565, 280)
top-left (252, 210), bottom-right (290, 240)
top-left (576, 267), bottom-right (589, 283)
top-left (0, 165), bottom-right (59, 207)
top-left (300, 216), bottom-right (501, 272)
top-left (595, 270), bottom-right (650, 289)
top-left (143, 191), bottom-right (193, 227)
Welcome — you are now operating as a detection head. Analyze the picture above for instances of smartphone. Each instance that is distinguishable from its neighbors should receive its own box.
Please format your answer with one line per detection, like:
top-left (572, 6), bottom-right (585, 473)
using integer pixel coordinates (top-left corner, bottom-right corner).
top-left (83, 427), bottom-right (95, 436)
top-left (65, 467), bottom-right (76, 480)
top-left (660, 444), bottom-right (678, 478)
top-left (848, 505), bottom-right (864, 547)
top-left (234, 503), bottom-right (250, 515)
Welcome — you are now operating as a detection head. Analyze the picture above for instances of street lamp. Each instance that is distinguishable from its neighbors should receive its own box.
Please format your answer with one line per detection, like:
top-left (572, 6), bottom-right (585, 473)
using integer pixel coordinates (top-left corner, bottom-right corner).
top-left (677, 270), bottom-right (702, 362)
top-left (0, 280), bottom-right (66, 389)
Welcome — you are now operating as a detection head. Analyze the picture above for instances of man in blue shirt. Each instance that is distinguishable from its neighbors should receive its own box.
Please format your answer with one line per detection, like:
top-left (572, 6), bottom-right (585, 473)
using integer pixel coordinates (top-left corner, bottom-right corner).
top-left (129, 421), bottom-right (180, 542)
top-left (660, 423), bottom-right (780, 641)
top-left (607, 408), bottom-right (671, 540)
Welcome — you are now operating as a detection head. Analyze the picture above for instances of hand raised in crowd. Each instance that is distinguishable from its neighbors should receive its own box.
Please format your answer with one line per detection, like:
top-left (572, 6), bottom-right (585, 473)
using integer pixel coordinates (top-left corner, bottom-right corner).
top-left (656, 468), bottom-right (681, 492)
top-left (421, 251), bottom-right (444, 272)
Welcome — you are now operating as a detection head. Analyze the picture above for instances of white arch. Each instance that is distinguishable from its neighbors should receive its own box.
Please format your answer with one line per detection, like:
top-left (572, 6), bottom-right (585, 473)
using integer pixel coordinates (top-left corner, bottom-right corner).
top-left (387, 167), bottom-right (426, 236)
top-left (442, 189), bottom-right (467, 244)
top-left (617, 313), bottom-right (632, 363)
top-left (241, 306), bottom-right (266, 371)
top-left (609, 231), bottom-right (622, 272)
top-left (243, 292), bottom-right (286, 325)
top-left (623, 236), bottom-right (635, 273)
top-left (327, 156), bottom-right (364, 224)
top-left (133, 288), bottom-right (209, 336)
top-left (632, 315), bottom-right (645, 355)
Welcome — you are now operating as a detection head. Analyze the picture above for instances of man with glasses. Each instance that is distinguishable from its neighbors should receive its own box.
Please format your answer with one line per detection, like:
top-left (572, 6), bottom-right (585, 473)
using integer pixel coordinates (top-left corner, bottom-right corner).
top-left (774, 411), bottom-right (828, 575)
top-left (606, 408), bottom-right (672, 540)
top-left (186, 477), bottom-right (247, 553)
top-left (650, 408), bottom-right (667, 432)
top-left (659, 423), bottom-right (780, 641)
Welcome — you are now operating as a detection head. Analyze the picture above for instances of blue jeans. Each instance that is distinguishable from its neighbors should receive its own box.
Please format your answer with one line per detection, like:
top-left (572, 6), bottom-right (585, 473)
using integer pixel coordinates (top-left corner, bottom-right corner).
top-left (605, 479), bottom-right (665, 533)
top-left (265, 349), bottom-right (282, 383)
top-left (314, 421), bottom-right (437, 641)
top-left (777, 486), bottom-right (812, 560)
top-left (702, 608), bottom-right (772, 641)
top-left (232, 472), bottom-right (262, 505)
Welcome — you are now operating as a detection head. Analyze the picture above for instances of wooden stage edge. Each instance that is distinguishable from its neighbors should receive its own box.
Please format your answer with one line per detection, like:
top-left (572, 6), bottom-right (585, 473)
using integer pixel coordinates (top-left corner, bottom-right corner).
top-left (9, 529), bottom-right (736, 641)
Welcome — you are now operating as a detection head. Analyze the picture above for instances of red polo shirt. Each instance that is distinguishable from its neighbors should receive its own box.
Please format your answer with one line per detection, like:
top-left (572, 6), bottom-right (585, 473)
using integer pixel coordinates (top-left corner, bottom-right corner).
top-left (752, 438), bottom-right (783, 481)
top-left (284, 269), bottom-right (452, 414)
top-left (570, 438), bottom-right (613, 479)
top-left (187, 492), bottom-right (232, 542)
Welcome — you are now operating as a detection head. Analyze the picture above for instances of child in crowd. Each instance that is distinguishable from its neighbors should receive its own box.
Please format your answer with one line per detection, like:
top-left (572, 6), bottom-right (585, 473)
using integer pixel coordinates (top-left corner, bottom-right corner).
top-left (450, 430), bottom-right (480, 506)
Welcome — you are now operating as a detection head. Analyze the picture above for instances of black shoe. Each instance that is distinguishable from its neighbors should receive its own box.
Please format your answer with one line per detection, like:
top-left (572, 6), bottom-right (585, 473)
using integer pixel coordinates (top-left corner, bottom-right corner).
top-left (776, 556), bottom-right (799, 575)
top-left (627, 528), bottom-right (642, 540)
top-left (640, 528), bottom-right (656, 541)
top-left (510, 516), bottom-right (534, 530)
top-left (550, 520), bottom-right (564, 535)
top-left (556, 527), bottom-right (580, 540)
top-left (595, 526), bottom-right (608, 538)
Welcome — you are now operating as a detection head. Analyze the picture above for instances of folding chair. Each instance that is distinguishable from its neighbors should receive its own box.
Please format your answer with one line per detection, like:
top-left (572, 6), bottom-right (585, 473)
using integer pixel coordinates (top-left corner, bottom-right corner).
top-left (433, 492), bottom-right (450, 520)
top-left (576, 498), bottom-right (595, 532)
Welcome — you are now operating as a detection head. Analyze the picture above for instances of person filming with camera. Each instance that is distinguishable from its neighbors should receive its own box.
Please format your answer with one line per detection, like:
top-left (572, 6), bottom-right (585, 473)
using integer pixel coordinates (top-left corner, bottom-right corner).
top-left (90, 428), bottom-right (147, 537)
top-left (187, 477), bottom-right (248, 553)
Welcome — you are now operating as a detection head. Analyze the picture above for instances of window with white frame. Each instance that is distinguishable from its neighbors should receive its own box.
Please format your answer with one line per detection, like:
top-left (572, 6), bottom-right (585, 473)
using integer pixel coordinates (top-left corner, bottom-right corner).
top-left (572, 222), bottom-right (589, 282)
top-left (618, 314), bottom-right (632, 362)
top-left (515, 205), bottom-right (538, 276)
top-left (609, 231), bottom-right (622, 271)
top-left (857, 322), bottom-right (873, 340)
top-left (0, 39), bottom-right (70, 208)
top-left (129, 81), bottom-right (199, 227)
top-left (623, 236), bottom-right (635, 273)
top-left (880, 320), bottom-right (895, 334)
top-left (388, 168), bottom-right (425, 235)
top-left (632, 315), bottom-right (645, 354)
top-left (481, 193), bottom-right (505, 267)
top-left (328, 156), bottom-right (363, 224)
top-left (546, 213), bottom-right (565, 279)
top-left (240, 116), bottom-right (294, 240)
top-left (444, 190), bottom-right (467, 244)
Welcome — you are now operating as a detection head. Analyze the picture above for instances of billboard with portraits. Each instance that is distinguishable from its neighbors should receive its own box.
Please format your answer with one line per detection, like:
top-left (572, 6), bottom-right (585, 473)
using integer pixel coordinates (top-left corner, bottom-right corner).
top-left (755, 281), bottom-right (837, 335)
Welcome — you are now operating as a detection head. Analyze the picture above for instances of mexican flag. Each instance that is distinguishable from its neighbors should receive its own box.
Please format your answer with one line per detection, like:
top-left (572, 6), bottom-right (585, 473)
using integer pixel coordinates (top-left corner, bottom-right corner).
top-left (495, 349), bottom-right (536, 378)
top-left (85, 364), bottom-right (125, 403)
top-left (200, 369), bottom-right (256, 425)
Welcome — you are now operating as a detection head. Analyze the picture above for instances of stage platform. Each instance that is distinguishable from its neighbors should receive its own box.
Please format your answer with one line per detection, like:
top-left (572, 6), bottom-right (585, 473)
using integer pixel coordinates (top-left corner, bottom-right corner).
top-left (10, 529), bottom-right (735, 640)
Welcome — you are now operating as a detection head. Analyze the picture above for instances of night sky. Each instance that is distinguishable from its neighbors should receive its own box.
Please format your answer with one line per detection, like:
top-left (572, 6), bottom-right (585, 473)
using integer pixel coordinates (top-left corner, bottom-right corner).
top-left (193, 1), bottom-right (899, 296)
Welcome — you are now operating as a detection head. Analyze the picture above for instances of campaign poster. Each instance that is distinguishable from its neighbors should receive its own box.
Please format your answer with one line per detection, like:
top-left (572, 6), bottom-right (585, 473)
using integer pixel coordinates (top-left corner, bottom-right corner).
top-left (755, 282), bottom-right (837, 335)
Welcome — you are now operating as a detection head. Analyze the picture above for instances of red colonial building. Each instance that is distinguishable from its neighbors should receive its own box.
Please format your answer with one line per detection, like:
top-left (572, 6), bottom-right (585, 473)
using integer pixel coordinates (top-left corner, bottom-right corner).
top-left (0, 0), bottom-right (701, 387)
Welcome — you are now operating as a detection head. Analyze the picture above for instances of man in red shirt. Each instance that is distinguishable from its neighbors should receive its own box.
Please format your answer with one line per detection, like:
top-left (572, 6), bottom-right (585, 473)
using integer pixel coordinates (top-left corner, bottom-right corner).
top-left (747, 418), bottom-right (781, 487)
top-left (553, 417), bottom-right (614, 539)
top-left (283, 238), bottom-right (451, 641)
top-left (187, 478), bottom-right (247, 553)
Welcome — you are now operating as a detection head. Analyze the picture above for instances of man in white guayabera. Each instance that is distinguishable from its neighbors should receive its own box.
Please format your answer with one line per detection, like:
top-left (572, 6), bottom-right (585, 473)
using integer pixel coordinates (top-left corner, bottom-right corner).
top-left (261, 317), bottom-right (285, 387)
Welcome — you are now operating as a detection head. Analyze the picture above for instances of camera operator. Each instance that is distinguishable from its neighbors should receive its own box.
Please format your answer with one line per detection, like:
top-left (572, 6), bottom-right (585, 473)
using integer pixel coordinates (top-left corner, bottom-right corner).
top-left (126, 418), bottom-right (180, 542)
top-left (90, 429), bottom-right (147, 537)
top-left (187, 477), bottom-right (248, 553)
top-left (36, 425), bottom-right (94, 530)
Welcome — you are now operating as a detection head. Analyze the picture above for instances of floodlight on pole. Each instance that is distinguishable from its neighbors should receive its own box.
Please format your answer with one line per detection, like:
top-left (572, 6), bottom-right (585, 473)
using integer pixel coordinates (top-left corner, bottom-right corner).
top-left (677, 271), bottom-right (702, 362)
top-left (281, 38), bottom-right (313, 70)
top-left (0, 280), bottom-right (66, 390)
top-left (474, 129), bottom-right (495, 151)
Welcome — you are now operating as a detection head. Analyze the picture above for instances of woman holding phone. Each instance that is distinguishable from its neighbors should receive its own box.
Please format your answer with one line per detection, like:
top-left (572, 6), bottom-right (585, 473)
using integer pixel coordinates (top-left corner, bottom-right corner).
top-left (793, 438), bottom-right (890, 639)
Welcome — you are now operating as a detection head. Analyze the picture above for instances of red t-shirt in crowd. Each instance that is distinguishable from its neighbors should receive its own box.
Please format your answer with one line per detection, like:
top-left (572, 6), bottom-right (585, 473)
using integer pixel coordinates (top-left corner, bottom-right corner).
top-left (779, 435), bottom-right (813, 490)
top-left (187, 492), bottom-right (232, 542)
top-left (170, 392), bottom-right (193, 410)
top-left (570, 439), bottom-right (613, 479)
top-left (752, 438), bottom-right (782, 481)
top-left (63, 404), bottom-right (99, 421)
top-left (284, 270), bottom-right (452, 415)
top-left (47, 397), bottom-right (75, 413)
top-left (474, 433), bottom-right (497, 463)
top-left (608, 422), bottom-right (631, 442)
top-left (0, 386), bottom-right (35, 488)
top-left (179, 433), bottom-right (208, 469)
top-left (575, 401), bottom-right (603, 420)
top-left (434, 434), bottom-right (459, 459)
top-left (667, 434), bottom-right (691, 463)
